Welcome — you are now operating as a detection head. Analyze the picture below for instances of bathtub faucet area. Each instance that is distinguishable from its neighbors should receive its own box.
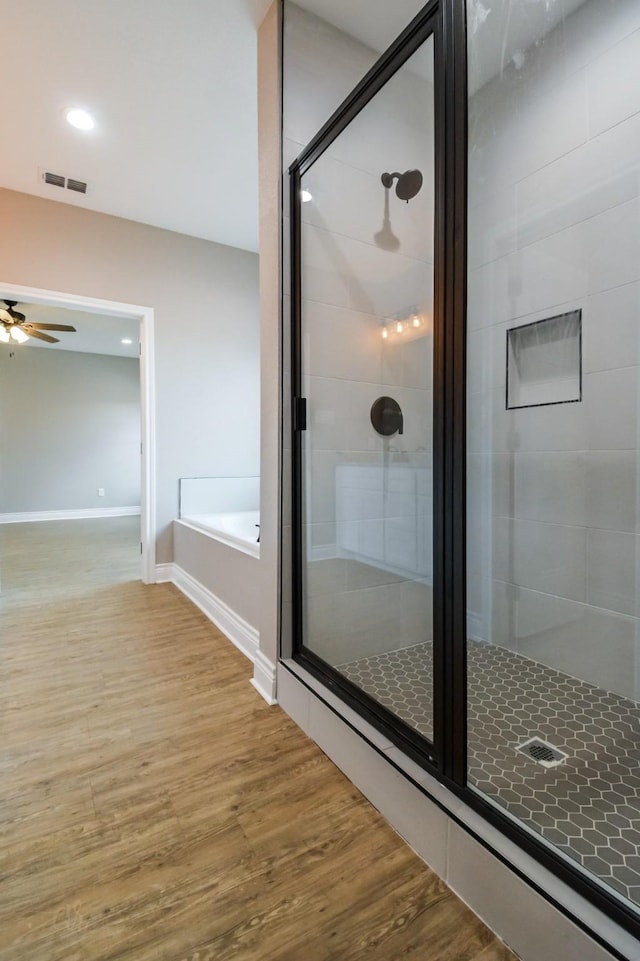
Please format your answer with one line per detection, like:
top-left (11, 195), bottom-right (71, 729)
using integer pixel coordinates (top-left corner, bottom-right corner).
top-left (178, 476), bottom-right (260, 557)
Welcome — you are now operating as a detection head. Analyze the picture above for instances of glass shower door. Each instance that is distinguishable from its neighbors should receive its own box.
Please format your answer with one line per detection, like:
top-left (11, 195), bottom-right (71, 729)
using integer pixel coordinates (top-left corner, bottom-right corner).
top-left (293, 32), bottom-right (436, 744)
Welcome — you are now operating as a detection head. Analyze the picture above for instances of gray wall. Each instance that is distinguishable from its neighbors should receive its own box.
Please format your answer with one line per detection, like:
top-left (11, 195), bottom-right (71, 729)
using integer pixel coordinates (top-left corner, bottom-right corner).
top-left (467, 0), bottom-right (640, 700)
top-left (0, 347), bottom-right (139, 512)
top-left (0, 188), bottom-right (260, 563)
top-left (173, 521), bottom-right (261, 631)
top-left (256, 1), bottom-right (281, 674)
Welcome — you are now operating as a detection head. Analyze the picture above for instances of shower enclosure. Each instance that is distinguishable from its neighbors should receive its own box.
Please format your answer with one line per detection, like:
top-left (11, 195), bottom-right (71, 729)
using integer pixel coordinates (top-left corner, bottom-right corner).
top-left (284, 0), bottom-right (640, 946)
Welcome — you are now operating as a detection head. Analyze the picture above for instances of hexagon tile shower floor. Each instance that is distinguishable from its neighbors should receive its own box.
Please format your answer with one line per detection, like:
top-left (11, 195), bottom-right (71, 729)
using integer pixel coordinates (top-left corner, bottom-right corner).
top-left (339, 640), bottom-right (640, 906)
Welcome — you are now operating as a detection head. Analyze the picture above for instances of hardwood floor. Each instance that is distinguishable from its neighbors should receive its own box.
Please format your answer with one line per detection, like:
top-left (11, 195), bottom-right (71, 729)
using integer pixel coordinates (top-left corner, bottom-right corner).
top-left (0, 519), bottom-right (518, 961)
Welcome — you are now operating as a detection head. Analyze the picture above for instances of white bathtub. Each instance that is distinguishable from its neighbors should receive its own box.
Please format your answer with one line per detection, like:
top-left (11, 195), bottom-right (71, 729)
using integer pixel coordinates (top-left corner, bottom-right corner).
top-left (180, 510), bottom-right (260, 557)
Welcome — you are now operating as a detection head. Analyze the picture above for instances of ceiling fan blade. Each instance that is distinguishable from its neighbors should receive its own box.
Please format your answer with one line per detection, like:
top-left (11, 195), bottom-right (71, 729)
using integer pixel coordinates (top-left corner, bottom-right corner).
top-left (10, 310), bottom-right (26, 322)
top-left (23, 328), bottom-right (59, 343)
top-left (27, 323), bottom-right (77, 332)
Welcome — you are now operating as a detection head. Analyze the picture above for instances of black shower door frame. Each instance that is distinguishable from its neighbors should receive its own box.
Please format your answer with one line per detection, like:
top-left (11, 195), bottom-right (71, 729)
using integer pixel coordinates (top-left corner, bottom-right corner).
top-left (289, 0), bottom-right (455, 775)
top-left (287, 0), bottom-right (640, 948)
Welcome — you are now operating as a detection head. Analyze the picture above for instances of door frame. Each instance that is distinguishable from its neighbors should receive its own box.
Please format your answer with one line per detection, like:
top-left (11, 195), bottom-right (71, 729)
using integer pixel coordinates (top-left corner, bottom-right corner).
top-left (0, 280), bottom-right (156, 583)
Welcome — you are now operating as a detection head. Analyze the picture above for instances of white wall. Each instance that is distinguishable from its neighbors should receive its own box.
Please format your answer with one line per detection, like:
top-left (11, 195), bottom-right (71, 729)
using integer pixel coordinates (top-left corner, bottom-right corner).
top-left (467, 0), bottom-right (640, 699)
top-left (0, 347), bottom-right (139, 513)
top-left (0, 188), bottom-right (260, 564)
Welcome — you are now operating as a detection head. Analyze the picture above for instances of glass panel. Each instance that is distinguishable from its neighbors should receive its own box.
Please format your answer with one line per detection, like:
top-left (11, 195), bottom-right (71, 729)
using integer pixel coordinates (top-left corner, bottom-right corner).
top-left (299, 36), bottom-right (435, 740)
top-left (466, 0), bottom-right (640, 909)
top-left (283, 1), bottom-right (428, 169)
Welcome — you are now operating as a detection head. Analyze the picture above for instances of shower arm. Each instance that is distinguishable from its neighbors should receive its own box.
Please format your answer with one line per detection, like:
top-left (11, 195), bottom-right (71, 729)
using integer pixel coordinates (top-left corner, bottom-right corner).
top-left (381, 171), bottom-right (403, 189)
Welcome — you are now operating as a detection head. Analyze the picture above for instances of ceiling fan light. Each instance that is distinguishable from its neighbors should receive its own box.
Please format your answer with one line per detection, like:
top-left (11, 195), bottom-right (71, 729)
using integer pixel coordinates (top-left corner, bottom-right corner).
top-left (0, 326), bottom-right (9, 343)
top-left (9, 326), bottom-right (29, 343)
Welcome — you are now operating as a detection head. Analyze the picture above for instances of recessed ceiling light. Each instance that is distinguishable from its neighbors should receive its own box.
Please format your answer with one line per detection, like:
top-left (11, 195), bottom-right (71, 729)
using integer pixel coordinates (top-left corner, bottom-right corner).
top-left (121, 338), bottom-right (133, 345)
top-left (65, 108), bottom-right (95, 131)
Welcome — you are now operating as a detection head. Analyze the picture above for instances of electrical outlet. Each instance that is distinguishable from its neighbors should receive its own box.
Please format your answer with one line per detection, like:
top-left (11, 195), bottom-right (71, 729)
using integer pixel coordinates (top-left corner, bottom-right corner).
top-left (98, 488), bottom-right (105, 497)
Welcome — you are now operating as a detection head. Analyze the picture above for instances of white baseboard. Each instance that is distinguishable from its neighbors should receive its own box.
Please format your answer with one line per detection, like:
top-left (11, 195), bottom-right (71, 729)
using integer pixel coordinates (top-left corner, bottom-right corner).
top-left (154, 563), bottom-right (174, 584)
top-left (170, 563), bottom-right (258, 662)
top-left (156, 563), bottom-right (277, 705)
top-left (251, 649), bottom-right (277, 705)
top-left (0, 506), bottom-right (141, 524)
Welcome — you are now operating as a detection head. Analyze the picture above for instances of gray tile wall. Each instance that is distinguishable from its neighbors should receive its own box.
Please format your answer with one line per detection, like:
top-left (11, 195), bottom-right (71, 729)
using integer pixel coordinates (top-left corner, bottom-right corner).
top-left (467, 0), bottom-right (640, 701)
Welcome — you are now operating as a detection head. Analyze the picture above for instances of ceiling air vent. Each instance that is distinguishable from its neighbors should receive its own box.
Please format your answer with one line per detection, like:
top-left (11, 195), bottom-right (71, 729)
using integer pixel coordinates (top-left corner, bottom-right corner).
top-left (40, 169), bottom-right (88, 194)
top-left (44, 171), bottom-right (65, 188)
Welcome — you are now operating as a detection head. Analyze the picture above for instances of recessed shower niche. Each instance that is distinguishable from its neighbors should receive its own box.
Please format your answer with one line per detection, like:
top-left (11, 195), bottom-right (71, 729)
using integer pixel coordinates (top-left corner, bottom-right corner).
top-left (506, 309), bottom-right (582, 410)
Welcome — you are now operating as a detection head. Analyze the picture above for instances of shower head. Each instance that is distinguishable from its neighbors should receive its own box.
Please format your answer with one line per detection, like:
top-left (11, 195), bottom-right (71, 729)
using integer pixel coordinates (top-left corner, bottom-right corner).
top-left (381, 168), bottom-right (423, 202)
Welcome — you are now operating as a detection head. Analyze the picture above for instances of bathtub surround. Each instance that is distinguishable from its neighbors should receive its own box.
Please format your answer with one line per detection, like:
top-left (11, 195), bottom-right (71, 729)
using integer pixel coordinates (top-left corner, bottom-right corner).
top-left (0, 346), bottom-right (140, 517)
top-left (179, 476), bottom-right (260, 517)
top-left (160, 522), bottom-right (261, 647)
top-left (177, 474), bottom-right (261, 561)
top-left (157, 518), bottom-right (271, 701)
top-left (178, 513), bottom-right (260, 558)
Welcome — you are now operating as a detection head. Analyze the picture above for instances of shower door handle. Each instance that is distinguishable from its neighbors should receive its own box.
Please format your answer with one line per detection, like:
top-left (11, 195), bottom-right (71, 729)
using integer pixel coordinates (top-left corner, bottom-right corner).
top-left (293, 396), bottom-right (307, 431)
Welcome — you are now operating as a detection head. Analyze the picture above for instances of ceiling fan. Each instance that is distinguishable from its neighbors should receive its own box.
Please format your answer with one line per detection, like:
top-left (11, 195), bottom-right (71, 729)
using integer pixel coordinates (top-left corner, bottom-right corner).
top-left (0, 300), bottom-right (77, 344)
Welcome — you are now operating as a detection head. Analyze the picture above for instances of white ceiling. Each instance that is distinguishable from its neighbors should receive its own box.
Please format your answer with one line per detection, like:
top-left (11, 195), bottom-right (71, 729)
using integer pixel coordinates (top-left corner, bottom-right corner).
top-left (0, 0), bottom-right (272, 254)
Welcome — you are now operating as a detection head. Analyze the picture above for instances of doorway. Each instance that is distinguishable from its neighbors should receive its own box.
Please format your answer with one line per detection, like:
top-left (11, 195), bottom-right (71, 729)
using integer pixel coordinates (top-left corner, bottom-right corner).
top-left (0, 281), bottom-right (155, 582)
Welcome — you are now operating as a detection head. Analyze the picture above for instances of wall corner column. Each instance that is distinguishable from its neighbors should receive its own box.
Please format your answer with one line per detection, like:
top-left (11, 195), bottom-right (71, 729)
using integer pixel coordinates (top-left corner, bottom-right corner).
top-left (256, 0), bottom-right (282, 702)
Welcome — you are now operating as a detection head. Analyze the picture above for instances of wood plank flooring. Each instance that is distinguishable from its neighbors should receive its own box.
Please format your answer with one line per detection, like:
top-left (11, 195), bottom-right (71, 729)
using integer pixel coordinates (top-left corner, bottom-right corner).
top-left (0, 519), bottom-right (518, 961)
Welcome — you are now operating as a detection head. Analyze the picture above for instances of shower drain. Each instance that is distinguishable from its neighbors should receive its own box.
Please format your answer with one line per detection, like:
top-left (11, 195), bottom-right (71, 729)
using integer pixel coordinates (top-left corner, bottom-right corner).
top-left (516, 737), bottom-right (568, 768)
